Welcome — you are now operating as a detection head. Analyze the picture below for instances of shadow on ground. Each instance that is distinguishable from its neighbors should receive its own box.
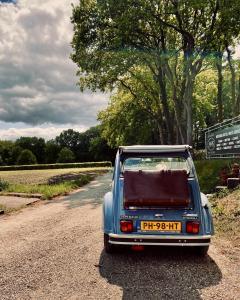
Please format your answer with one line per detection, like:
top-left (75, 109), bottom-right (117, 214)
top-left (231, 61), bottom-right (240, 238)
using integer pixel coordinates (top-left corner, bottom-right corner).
top-left (99, 247), bottom-right (222, 299)
top-left (60, 173), bottom-right (112, 209)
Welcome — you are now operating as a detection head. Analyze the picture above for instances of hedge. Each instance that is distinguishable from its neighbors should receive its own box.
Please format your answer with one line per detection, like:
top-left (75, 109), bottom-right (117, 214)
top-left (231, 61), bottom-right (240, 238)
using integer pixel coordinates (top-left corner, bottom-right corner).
top-left (0, 161), bottom-right (112, 171)
top-left (195, 159), bottom-right (239, 194)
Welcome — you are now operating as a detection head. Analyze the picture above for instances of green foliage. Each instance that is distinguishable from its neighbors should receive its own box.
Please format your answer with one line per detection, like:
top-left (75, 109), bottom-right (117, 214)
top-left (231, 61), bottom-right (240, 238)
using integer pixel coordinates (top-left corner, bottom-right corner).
top-left (17, 149), bottom-right (37, 165)
top-left (98, 88), bottom-right (158, 147)
top-left (210, 190), bottom-right (240, 240)
top-left (71, 0), bottom-right (240, 144)
top-left (89, 135), bottom-right (116, 161)
top-left (195, 159), bottom-right (235, 193)
top-left (193, 69), bottom-right (218, 128)
top-left (0, 178), bottom-right (9, 191)
top-left (0, 140), bottom-right (21, 165)
top-left (55, 126), bottom-right (113, 162)
top-left (45, 140), bottom-right (61, 163)
top-left (0, 126), bottom-right (115, 166)
top-left (56, 129), bottom-right (82, 152)
top-left (57, 147), bottom-right (75, 163)
top-left (16, 137), bottom-right (45, 164)
top-left (4, 176), bottom-right (92, 200)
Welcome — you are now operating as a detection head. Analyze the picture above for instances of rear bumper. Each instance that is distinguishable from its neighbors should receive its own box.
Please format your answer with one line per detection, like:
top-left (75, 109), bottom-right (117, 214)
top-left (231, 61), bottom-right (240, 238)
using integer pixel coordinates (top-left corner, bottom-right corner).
top-left (109, 233), bottom-right (211, 246)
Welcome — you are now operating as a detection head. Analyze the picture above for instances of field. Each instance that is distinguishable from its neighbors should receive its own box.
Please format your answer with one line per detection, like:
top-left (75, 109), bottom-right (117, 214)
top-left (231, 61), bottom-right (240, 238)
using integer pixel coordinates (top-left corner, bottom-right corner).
top-left (0, 167), bottom-right (111, 200)
top-left (0, 167), bottom-right (110, 185)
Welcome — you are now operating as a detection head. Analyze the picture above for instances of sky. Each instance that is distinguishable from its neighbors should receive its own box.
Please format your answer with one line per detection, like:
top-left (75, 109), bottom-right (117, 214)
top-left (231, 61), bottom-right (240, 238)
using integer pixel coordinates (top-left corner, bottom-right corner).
top-left (0, 1), bottom-right (240, 141)
top-left (0, 0), bottom-right (108, 140)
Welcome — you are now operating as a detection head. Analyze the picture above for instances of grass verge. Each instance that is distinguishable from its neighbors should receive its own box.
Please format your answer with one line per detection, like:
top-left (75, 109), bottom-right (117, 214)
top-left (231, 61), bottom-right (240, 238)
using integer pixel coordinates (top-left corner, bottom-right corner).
top-left (3, 174), bottom-right (93, 200)
top-left (210, 189), bottom-right (240, 251)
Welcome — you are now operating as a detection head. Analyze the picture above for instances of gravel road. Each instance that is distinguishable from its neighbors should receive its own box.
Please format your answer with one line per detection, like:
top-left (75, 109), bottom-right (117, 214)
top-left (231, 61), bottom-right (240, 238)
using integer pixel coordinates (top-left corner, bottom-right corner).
top-left (0, 172), bottom-right (239, 300)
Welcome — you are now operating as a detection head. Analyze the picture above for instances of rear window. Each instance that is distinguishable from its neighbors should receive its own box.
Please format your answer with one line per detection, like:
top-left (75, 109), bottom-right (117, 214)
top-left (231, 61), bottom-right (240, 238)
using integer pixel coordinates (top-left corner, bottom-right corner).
top-left (123, 157), bottom-right (190, 173)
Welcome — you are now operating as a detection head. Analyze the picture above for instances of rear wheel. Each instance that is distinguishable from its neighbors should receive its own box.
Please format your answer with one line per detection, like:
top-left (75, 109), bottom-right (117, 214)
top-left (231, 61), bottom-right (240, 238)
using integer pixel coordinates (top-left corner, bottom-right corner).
top-left (195, 245), bottom-right (209, 256)
top-left (104, 233), bottom-right (116, 254)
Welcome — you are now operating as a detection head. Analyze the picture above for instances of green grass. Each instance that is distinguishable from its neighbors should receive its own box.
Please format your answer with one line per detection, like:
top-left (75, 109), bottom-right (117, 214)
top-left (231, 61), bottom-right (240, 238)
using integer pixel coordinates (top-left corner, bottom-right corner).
top-left (4, 174), bottom-right (92, 200)
top-left (210, 189), bottom-right (240, 237)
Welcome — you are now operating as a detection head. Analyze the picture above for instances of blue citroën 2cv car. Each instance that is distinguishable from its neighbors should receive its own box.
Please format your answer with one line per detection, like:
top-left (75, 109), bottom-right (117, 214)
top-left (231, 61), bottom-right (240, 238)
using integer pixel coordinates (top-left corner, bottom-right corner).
top-left (103, 145), bottom-right (213, 255)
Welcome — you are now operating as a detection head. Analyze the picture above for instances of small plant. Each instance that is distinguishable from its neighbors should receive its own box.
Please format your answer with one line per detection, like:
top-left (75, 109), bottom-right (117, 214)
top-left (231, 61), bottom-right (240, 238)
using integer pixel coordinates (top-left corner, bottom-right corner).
top-left (0, 178), bottom-right (9, 191)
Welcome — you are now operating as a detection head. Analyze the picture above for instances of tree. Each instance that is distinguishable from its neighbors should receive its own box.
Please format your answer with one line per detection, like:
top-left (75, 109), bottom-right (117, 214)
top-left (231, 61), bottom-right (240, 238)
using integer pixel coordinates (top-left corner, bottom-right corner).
top-left (57, 147), bottom-right (75, 163)
top-left (215, 51), bottom-right (224, 122)
top-left (71, 0), bottom-right (240, 144)
top-left (11, 146), bottom-right (23, 165)
top-left (98, 87), bottom-right (160, 146)
top-left (56, 129), bottom-right (83, 160)
top-left (17, 149), bottom-right (37, 165)
top-left (16, 137), bottom-right (46, 164)
top-left (45, 140), bottom-right (61, 164)
top-left (0, 141), bottom-right (15, 165)
top-left (56, 129), bottom-right (82, 150)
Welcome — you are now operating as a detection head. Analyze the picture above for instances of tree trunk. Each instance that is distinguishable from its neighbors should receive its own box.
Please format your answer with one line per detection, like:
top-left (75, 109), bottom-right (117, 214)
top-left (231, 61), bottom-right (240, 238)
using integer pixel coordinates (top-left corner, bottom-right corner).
top-left (236, 74), bottom-right (240, 116)
top-left (184, 78), bottom-right (194, 145)
top-left (216, 52), bottom-right (223, 122)
top-left (226, 46), bottom-right (236, 116)
top-left (182, 53), bottom-right (195, 146)
top-left (157, 69), bottom-right (175, 144)
top-left (163, 60), bottom-right (185, 144)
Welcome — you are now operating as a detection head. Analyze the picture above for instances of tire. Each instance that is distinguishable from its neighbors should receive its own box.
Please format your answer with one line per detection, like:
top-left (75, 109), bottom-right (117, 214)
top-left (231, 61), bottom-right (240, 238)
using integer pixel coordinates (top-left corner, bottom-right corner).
top-left (195, 245), bottom-right (209, 256)
top-left (104, 233), bottom-right (116, 254)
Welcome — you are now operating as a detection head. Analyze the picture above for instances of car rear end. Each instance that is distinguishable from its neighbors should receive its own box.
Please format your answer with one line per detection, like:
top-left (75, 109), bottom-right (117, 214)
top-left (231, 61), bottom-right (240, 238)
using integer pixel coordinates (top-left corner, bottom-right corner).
top-left (105, 145), bottom-right (213, 254)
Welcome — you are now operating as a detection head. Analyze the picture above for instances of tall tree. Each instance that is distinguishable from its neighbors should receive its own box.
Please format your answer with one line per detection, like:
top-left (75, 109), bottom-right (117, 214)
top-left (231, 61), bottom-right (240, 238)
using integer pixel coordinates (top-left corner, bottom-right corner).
top-left (216, 51), bottom-right (224, 122)
top-left (71, 0), bottom-right (240, 144)
top-left (15, 137), bottom-right (46, 164)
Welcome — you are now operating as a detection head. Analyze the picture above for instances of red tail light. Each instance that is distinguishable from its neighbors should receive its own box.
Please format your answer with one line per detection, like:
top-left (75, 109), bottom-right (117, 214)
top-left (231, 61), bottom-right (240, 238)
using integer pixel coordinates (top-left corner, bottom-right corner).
top-left (132, 245), bottom-right (144, 251)
top-left (120, 220), bottom-right (133, 233)
top-left (186, 221), bottom-right (200, 234)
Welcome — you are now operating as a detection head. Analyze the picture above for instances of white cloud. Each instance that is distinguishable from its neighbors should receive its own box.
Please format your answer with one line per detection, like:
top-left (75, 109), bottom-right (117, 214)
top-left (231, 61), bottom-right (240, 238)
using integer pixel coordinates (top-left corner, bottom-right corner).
top-left (0, 122), bottom-right (88, 140)
top-left (0, 0), bottom-right (108, 131)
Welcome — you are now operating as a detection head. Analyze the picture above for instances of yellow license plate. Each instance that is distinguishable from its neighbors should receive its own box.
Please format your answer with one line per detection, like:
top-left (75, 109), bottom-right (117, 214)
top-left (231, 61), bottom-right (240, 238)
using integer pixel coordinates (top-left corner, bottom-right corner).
top-left (141, 221), bottom-right (181, 232)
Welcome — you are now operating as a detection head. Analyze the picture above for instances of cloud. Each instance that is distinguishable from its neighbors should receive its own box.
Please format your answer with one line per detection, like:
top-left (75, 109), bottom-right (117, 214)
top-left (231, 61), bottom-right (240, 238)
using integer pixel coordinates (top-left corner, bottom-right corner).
top-left (0, 0), bottom-right (108, 128)
top-left (0, 121), bottom-right (88, 140)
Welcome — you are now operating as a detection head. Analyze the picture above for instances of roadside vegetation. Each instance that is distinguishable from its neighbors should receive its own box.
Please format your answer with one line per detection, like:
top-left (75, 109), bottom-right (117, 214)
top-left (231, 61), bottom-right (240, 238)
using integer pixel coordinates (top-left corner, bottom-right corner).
top-left (0, 167), bottom-right (110, 185)
top-left (3, 177), bottom-right (90, 200)
top-left (195, 159), bottom-right (238, 193)
top-left (211, 190), bottom-right (240, 235)
top-left (0, 166), bottom-right (110, 200)
top-left (210, 189), bottom-right (240, 258)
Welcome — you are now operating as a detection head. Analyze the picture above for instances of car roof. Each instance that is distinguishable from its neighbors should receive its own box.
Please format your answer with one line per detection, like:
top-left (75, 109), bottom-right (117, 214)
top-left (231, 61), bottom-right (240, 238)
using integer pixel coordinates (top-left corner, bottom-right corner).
top-left (119, 145), bottom-right (191, 153)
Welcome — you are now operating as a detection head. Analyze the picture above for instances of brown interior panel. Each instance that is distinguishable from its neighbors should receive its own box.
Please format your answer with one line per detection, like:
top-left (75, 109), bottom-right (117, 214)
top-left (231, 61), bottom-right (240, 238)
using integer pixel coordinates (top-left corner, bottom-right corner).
top-left (123, 170), bottom-right (190, 208)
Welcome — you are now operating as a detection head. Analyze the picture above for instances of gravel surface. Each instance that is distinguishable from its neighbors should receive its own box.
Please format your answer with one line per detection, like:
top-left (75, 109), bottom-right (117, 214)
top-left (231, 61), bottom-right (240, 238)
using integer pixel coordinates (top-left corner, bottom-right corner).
top-left (0, 172), bottom-right (239, 300)
top-left (0, 196), bottom-right (39, 209)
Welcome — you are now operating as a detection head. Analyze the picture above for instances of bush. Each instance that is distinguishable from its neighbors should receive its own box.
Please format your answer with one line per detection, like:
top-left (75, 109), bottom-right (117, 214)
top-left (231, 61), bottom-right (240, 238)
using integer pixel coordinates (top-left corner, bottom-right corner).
top-left (195, 159), bottom-right (238, 193)
top-left (57, 147), bottom-right (75, 163)
top-left (0, 178), bottom-right (9, 191)
top-left (17, 149), bottom-right (37, 165)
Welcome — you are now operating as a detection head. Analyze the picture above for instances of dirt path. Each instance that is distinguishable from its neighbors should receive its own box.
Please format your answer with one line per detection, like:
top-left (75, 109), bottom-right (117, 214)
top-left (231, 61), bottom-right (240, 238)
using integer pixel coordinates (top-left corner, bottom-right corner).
top-left (0, 173), bottom-right (239, 300)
